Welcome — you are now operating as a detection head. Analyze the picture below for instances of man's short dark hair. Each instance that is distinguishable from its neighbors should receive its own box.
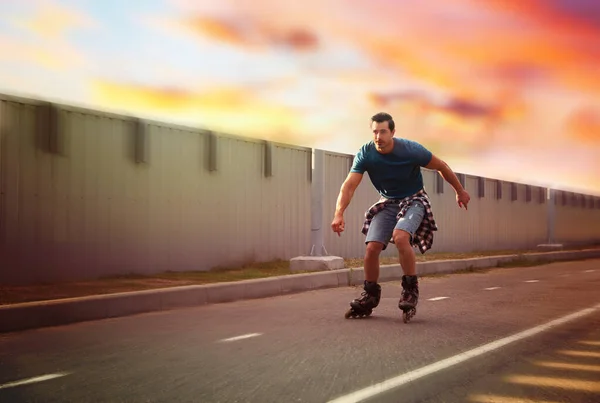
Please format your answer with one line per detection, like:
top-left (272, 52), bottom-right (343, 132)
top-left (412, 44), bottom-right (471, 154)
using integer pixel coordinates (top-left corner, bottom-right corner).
top-left (371, 112), bottom-right (395, 131)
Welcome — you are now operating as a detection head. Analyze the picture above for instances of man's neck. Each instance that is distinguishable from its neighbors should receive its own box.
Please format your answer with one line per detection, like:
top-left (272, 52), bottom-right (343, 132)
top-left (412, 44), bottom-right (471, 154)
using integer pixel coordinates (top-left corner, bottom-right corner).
top-left (378, 138), bottom-right (395, 154)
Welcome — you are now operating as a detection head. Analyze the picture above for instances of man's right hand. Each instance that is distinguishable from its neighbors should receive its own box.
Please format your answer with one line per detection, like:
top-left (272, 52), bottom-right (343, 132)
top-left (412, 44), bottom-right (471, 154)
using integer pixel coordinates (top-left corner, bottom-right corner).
top-left (331, 214), bottom-right (345, 236)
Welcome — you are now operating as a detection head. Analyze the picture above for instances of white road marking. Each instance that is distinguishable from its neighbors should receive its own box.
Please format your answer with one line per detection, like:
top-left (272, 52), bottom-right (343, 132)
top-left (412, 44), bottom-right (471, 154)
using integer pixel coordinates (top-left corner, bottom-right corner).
top-left (427, 297), bottom-right (449, 301)
top-left (327, 303), bottom-right (600, 403)
top-left (218, 333), bottom-right (262, 342)
top-left (0, 373), bottom-right (70, 390)
top-left (525, 280), bottom-right (539, 283)
top-left (584, 269), bottom-right (595, 273)
top-left (484, 287), bottom-right (501, 291)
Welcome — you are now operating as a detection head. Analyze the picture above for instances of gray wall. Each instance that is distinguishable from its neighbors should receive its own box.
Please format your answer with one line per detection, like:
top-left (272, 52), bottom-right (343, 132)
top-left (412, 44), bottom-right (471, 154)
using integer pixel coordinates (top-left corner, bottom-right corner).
top-left (1, 94), bottom-right (599, 285)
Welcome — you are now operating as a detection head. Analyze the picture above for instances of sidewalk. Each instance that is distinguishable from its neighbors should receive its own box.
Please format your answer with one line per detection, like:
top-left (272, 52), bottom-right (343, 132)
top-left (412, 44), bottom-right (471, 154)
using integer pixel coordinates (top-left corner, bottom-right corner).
top-left (1, 247), bottom-right (600, 334)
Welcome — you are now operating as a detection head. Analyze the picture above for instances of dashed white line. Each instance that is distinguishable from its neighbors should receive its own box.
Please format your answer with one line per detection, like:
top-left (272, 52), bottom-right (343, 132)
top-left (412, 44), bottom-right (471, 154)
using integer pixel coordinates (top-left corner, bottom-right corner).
top-left (584, 269), bottom-right (595, 273)
top-left (525, 280), bottom-right (539, 283)
top-left (327, 303), bottom-right (600, 403)
top-left (484, 287), bottom-right (501, 291)
top-left (218, 333), bottom-right (262, 343)
top-left (0, 373), bottom-right (71, 390)
top-left (427, 297), bottom-right (449, 301)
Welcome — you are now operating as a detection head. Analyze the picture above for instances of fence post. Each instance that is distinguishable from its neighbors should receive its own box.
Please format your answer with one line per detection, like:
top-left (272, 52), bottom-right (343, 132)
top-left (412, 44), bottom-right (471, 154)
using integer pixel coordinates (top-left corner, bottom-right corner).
top-left (289, 148), bottom-right (343, 272)
top-left (310, 149), bottom-right (326, 256)
top-left (547, 188), bottom-right (556, 244)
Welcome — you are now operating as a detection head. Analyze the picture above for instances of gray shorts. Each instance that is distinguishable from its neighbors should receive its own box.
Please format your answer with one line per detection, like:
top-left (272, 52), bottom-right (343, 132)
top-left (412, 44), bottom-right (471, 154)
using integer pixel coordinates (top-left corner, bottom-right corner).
top-left (365, 201), bottom-right (425, 249)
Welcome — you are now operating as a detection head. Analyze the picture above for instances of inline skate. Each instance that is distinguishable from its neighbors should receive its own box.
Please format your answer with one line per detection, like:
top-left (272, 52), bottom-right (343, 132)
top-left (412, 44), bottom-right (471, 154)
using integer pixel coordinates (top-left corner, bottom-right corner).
top-left (398, 275), bottom-right (419, 323)
top-left (345, 280), bottom-right (381, 319)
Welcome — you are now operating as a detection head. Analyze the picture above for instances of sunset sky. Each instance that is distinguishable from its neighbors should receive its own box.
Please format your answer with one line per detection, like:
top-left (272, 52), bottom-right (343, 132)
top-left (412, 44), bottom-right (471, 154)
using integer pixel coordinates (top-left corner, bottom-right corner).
top-left (1, 0), bottom-right (599, 195)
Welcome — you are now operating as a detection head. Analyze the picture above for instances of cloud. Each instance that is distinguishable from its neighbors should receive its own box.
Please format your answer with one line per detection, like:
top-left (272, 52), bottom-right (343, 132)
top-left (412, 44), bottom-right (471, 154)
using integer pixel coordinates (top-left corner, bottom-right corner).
top-left (183, 16), bottom-right (246, 46)
top-left (481, 63), bottom-right (550, 87)
top-left (181, 15), bottom-right (319, 51)
top-left (545, 0), bottom-right (600, 27)
top-left (366, 87), bottom-right (535, 159)
top-left (0, 34), bottom-right (87, 70)
top-left (460, 0), bottom-right (600, 91)
top-left (90, 80), bottom-right (307, 144)
top-left (370, 90), bottom-right (527, 125)
top-left (9, 1), bottom-right (98, 39)
top-left (0, 1), bottom-right (95, 71)
top-left (566, 107), bottom-right (600, 144)
top-left (315, 0), bottom-right (600, 97)
top-left (479, 0), bottom-right (600, 35)
top-left (280, 29), bottom-right (318, 51)
top-left (164, 0), bottom-right (598, 95)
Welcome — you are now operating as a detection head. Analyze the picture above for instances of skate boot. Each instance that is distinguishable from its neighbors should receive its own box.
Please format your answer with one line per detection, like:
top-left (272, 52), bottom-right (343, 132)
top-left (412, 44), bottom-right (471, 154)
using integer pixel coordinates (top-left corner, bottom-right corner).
top-left (398, 275), bottom-right (419, 323)
top-left (345, 280), bottom-right (381, 319)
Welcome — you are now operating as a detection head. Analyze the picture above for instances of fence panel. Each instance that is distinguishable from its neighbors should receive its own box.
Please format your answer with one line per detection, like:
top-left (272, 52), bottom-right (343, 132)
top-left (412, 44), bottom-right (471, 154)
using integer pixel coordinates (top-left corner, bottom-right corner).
top-left (0, 93), bottom-right (598, 285)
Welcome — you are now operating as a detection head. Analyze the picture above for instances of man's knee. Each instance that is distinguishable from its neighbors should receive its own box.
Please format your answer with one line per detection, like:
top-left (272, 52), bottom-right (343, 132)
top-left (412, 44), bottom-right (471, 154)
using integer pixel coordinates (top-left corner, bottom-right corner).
top-left (365, 241), bottom-right (384, 258)
top-left (393, 230), bottom-right (412, 251)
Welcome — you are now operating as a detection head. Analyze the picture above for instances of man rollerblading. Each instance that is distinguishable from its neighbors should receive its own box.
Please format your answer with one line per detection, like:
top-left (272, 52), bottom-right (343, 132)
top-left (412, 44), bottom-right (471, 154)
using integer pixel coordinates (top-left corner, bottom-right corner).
top-left (332, 112), bottom-right (470, 323)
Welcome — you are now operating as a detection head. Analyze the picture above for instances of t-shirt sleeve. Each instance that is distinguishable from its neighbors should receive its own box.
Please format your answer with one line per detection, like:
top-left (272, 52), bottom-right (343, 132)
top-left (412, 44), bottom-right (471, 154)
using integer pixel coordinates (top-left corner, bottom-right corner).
top-left (350, 146), bottom-right (367, 173)
top-left (409, 140), bottom-right (433, 167)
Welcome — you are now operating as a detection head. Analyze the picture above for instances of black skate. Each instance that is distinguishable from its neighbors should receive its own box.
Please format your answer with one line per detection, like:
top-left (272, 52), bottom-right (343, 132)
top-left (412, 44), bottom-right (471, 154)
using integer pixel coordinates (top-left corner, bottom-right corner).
top-left (345, 281), bottom-right (381, 319)
top-left (398, 275), bottom-right (419, 323)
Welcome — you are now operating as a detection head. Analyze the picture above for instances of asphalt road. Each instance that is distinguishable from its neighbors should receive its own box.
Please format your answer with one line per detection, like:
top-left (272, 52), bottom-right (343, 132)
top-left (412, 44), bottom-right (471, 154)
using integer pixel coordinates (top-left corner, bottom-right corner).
top-left (1, 259), bottom-right (599, 403)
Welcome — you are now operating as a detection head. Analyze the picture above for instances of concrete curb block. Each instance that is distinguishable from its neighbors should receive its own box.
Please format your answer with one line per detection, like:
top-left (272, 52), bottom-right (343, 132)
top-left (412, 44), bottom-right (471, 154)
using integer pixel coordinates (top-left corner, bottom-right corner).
top-left (2, 249), bottom-right (599, 334)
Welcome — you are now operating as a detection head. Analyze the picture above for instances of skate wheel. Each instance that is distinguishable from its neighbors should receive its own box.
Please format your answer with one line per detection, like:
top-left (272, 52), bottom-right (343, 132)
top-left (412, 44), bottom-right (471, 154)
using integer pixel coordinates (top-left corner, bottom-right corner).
top-left (345, 308), bottom-right (370, 319)
top-left (402, 308), bottom-right (416, 323)
top-left (345, 309), bottom-right (360, 319)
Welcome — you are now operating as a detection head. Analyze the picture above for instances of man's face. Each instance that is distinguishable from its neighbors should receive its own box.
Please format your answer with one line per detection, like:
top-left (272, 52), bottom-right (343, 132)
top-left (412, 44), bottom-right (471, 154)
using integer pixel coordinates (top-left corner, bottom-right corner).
top-left (371, 120), bottom-right (394, 153)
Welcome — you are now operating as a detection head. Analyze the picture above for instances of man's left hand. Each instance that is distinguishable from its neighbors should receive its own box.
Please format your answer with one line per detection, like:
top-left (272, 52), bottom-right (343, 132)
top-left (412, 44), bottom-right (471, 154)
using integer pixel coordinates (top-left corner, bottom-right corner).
top-left (457, 189), bottom-right (470, 210)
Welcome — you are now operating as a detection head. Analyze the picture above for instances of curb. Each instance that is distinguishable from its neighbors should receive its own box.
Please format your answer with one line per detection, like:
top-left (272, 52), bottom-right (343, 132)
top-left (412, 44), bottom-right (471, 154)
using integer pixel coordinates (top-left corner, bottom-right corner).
top-left (1, 249), bottom-right (599, 334)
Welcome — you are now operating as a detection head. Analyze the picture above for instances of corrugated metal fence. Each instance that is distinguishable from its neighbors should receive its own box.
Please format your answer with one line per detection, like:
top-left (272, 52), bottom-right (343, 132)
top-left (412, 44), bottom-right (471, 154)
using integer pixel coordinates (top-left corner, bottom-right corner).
top-left (1, 94), bottom-right (599, 285)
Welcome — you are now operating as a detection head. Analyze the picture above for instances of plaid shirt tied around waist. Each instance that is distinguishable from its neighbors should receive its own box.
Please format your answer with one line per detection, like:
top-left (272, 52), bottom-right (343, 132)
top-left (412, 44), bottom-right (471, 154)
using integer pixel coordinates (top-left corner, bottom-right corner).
top-left (361, 189), bottom-right (438, 254)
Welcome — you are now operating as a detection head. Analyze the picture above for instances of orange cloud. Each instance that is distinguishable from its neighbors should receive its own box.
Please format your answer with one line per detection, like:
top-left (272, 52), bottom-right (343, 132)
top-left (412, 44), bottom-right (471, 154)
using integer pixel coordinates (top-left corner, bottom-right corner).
top-left (0, 34), bottom-right (87, 70)
top-left (280, 29), bottom-right (318, 51)
top-left (182, 15), bottom-right (319, 51)
top-left (11, 1), bottom-right (98, 39)
top-left (90, 80), bottom-right (305, 143)
top-left (184, 17), bottom-right (246, 46)
top-left (474, 0), bottom-right (600, 38)
top-left (366, 40), bottom-right (461, 93)
top-left (370, 90), bottom-right (528, 130)
top-left (2, 1), bottom-right (94, 71)
top-left (309, 0), bottom-right (600, 98)
top-left (457, 0), bottom-right (600, 90)
top-left (566, 107), bottom-right (600, 144)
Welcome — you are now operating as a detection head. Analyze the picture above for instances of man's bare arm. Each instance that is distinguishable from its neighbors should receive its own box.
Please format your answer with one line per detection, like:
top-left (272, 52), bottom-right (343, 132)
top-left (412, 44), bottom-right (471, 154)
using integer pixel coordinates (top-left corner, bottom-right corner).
top-left (425, 154), bottom-right (471, 209)
top-left (425, 155), bottom-right (465, 194)
top-left (334, 172), bottom-right (363, 216)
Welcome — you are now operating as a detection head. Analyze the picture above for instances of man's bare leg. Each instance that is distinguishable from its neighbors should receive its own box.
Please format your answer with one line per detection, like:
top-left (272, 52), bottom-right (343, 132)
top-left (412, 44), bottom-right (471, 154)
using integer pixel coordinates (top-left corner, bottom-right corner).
top-left (364, 241), bottom-right (384, 282)
top-left (393, 230), bottom-right (416, 275)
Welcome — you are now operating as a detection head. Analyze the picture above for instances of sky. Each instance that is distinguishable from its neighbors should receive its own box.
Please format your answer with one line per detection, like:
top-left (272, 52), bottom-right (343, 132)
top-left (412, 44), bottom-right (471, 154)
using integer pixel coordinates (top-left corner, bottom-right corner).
top-left (0, 0), bottom-right (599, 195)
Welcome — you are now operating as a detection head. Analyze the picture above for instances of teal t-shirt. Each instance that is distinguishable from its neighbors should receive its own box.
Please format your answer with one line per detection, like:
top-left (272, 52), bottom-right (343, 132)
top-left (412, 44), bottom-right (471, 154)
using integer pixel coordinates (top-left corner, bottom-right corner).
top-left (350, 138), bottom-right (433, 199)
